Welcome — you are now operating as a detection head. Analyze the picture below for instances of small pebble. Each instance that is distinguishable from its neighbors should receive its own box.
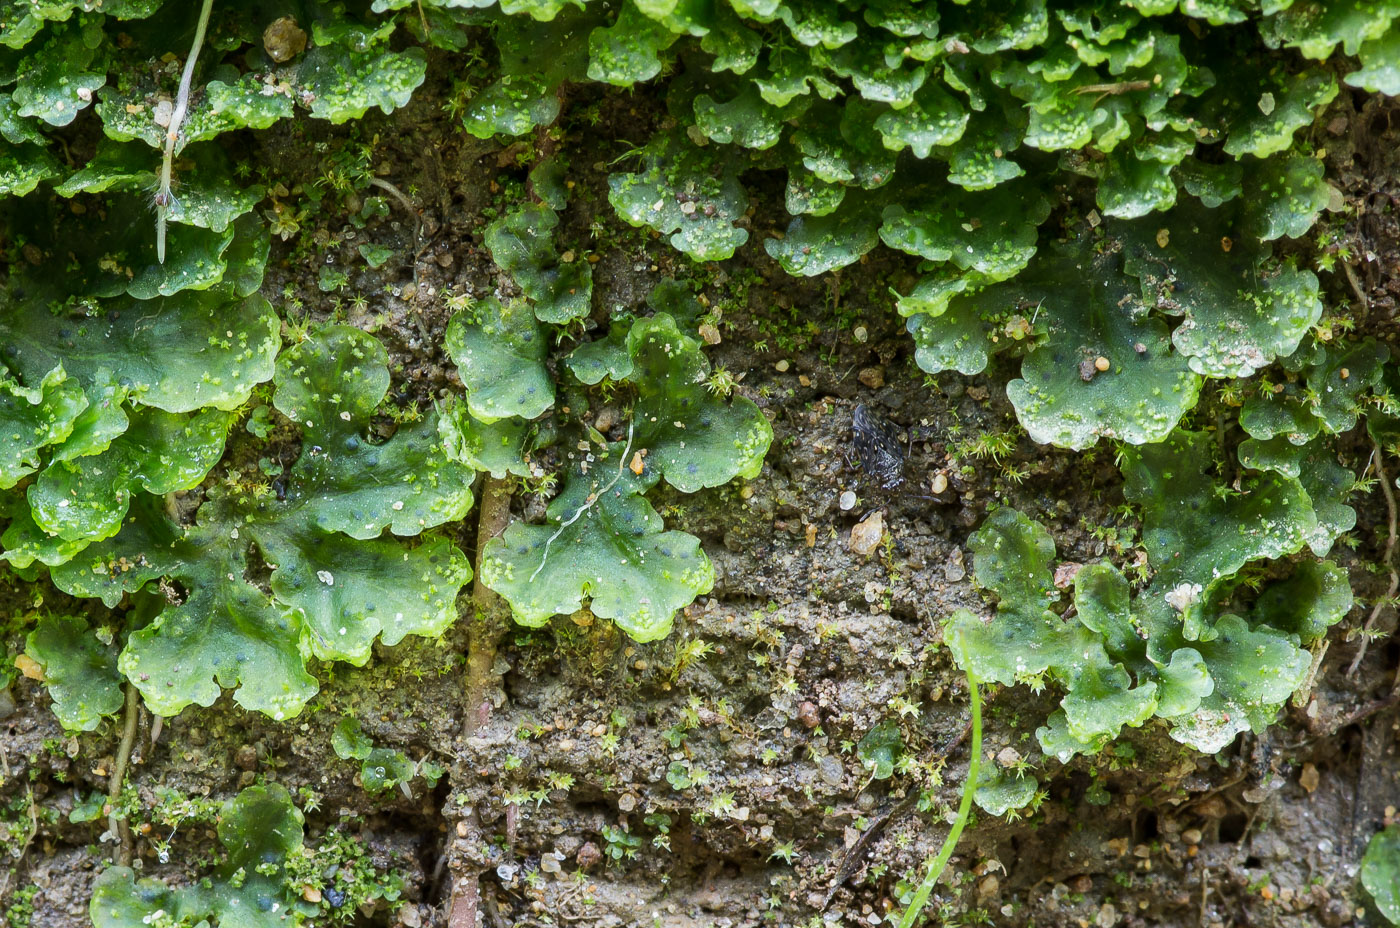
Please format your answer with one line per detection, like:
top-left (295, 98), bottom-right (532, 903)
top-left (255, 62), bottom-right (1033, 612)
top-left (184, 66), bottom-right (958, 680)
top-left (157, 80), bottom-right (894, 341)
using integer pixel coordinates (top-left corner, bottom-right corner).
top-left (853, 325), bottom-right (868, 343)
top-left (234, 744), bottom-right (258, 770)
top-left (858, 366), bottom-right (885, 389)
top-left (775, 359), bottom-right (790, 372)
top-left (849, 511), bottom-right (884, 556)
top-left (576, 841), bottom-right (603, 869)
top-left (797, 701), bottom-right (820, 728)
top-left (944, 548), bottom-right (966, 582)
top-left (263, 15), bottom-right (308, 62)
top-left (839, 489), bottom-right (857, 511)
top-left (931, 473), bottom-right (948, 494)
top-left (1094, 356), bottom-right (1110, 372)
top-left (594, 405), bottom-right (618, 433)
top-left (13, 654), bottom-right (43, 681)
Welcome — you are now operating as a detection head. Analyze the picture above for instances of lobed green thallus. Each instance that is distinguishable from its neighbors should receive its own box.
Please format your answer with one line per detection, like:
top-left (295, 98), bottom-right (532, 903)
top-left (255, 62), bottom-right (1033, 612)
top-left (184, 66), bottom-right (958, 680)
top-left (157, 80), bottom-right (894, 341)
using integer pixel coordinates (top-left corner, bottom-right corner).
top-left (0, 5), bottom-right (1397, 918)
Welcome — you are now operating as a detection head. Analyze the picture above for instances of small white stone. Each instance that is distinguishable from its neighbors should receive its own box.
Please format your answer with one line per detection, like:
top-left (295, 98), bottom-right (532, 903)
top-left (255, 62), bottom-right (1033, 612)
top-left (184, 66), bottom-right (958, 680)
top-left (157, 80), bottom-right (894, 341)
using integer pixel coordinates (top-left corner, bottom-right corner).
top-left (1164, 582), bottom-right (1202, 612)
top-left (317, 570), bottom-right (334, 586)
top-left (839, 489), bottom-right (857, 511)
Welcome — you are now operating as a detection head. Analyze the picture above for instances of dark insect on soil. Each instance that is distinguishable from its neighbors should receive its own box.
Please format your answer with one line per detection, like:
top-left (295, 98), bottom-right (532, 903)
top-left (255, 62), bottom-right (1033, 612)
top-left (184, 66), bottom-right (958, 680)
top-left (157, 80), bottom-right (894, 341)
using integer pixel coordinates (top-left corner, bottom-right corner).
top-left (851, 404), bottom-right (908, 489)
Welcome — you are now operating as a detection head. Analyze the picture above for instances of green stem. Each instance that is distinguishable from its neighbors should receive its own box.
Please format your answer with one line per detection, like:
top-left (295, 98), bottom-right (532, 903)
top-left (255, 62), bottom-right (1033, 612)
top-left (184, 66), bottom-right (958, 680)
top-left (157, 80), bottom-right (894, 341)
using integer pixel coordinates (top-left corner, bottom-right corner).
top-left (897, 673), bottom-right (982, 928)
top-left (156, 0), bottom-right (215, 263)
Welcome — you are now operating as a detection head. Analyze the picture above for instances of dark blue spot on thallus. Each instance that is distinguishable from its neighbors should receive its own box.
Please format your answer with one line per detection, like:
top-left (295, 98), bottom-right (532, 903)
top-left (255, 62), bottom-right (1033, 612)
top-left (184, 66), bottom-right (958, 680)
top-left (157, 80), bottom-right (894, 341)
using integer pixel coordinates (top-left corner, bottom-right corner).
top-left (659, 546), bottom-right (674, 557)
top-left (345, 436), bottom-right (361, 451)
top-left (687, 463), bottom-right (699, 474)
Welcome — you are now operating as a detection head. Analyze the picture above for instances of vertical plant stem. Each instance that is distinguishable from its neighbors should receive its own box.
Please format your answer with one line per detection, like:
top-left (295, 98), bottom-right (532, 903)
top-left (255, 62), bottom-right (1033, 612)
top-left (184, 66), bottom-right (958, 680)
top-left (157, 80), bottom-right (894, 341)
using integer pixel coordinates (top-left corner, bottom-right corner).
top-left (156, 0), bottom-right (215, 263)
top-left (449, 476), bottom-right (514, 927)
top-left (108, 683), bottom-right (140, 866)
top-left (465, 475), bottom-right (513, 736)
top-left (897, 673), bottom-right (982, 928)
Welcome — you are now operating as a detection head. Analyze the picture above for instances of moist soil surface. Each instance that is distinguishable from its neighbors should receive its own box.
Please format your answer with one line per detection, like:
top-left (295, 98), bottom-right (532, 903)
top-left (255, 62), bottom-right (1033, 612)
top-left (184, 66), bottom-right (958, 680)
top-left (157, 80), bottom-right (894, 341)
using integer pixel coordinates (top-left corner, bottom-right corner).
top-left (3, 65), bottom-right (1400, 928)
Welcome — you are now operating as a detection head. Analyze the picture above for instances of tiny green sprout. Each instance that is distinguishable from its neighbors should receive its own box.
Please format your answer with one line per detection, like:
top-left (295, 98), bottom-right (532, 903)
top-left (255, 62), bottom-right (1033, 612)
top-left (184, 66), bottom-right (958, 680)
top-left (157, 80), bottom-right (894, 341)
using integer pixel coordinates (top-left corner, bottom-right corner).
top-left (600, 824), bottom-right (641, 866)
top-left (1001, 464), bottom-right (1030, 485)
top-left (708, 791), bottom-right (737, 818)
top-left (769, 840), bottom-right (797, 865)
top-left (890, 695), bottom-right (920, 719)
top-left (669, 638), bottom-right (713, 681)
top-left (702, 363), bottom-right (738, 397)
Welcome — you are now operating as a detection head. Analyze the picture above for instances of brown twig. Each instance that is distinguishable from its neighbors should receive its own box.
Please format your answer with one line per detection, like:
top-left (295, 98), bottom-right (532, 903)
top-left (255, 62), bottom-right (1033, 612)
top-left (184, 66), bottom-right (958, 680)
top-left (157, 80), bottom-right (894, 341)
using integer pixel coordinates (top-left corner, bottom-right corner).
top-left (449, 475), bottom-right (515, 928)
top-left (824, 698), bottom-right (980, 905)
top-left (1343, 260), bottom-right (1370, 314)
top-left (1349, 439), bottom-right (1398, 678)
top-left (464, 475), bottom-right (514, 736)
top-left (1198, 864), bottom-right (1209, 928)
top-left (1073, 80), bottom-right (1153, 95)
top-left (109, 684), bottom-right (140, 866)
top-left (367, 176), bottom-right (426, 249)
